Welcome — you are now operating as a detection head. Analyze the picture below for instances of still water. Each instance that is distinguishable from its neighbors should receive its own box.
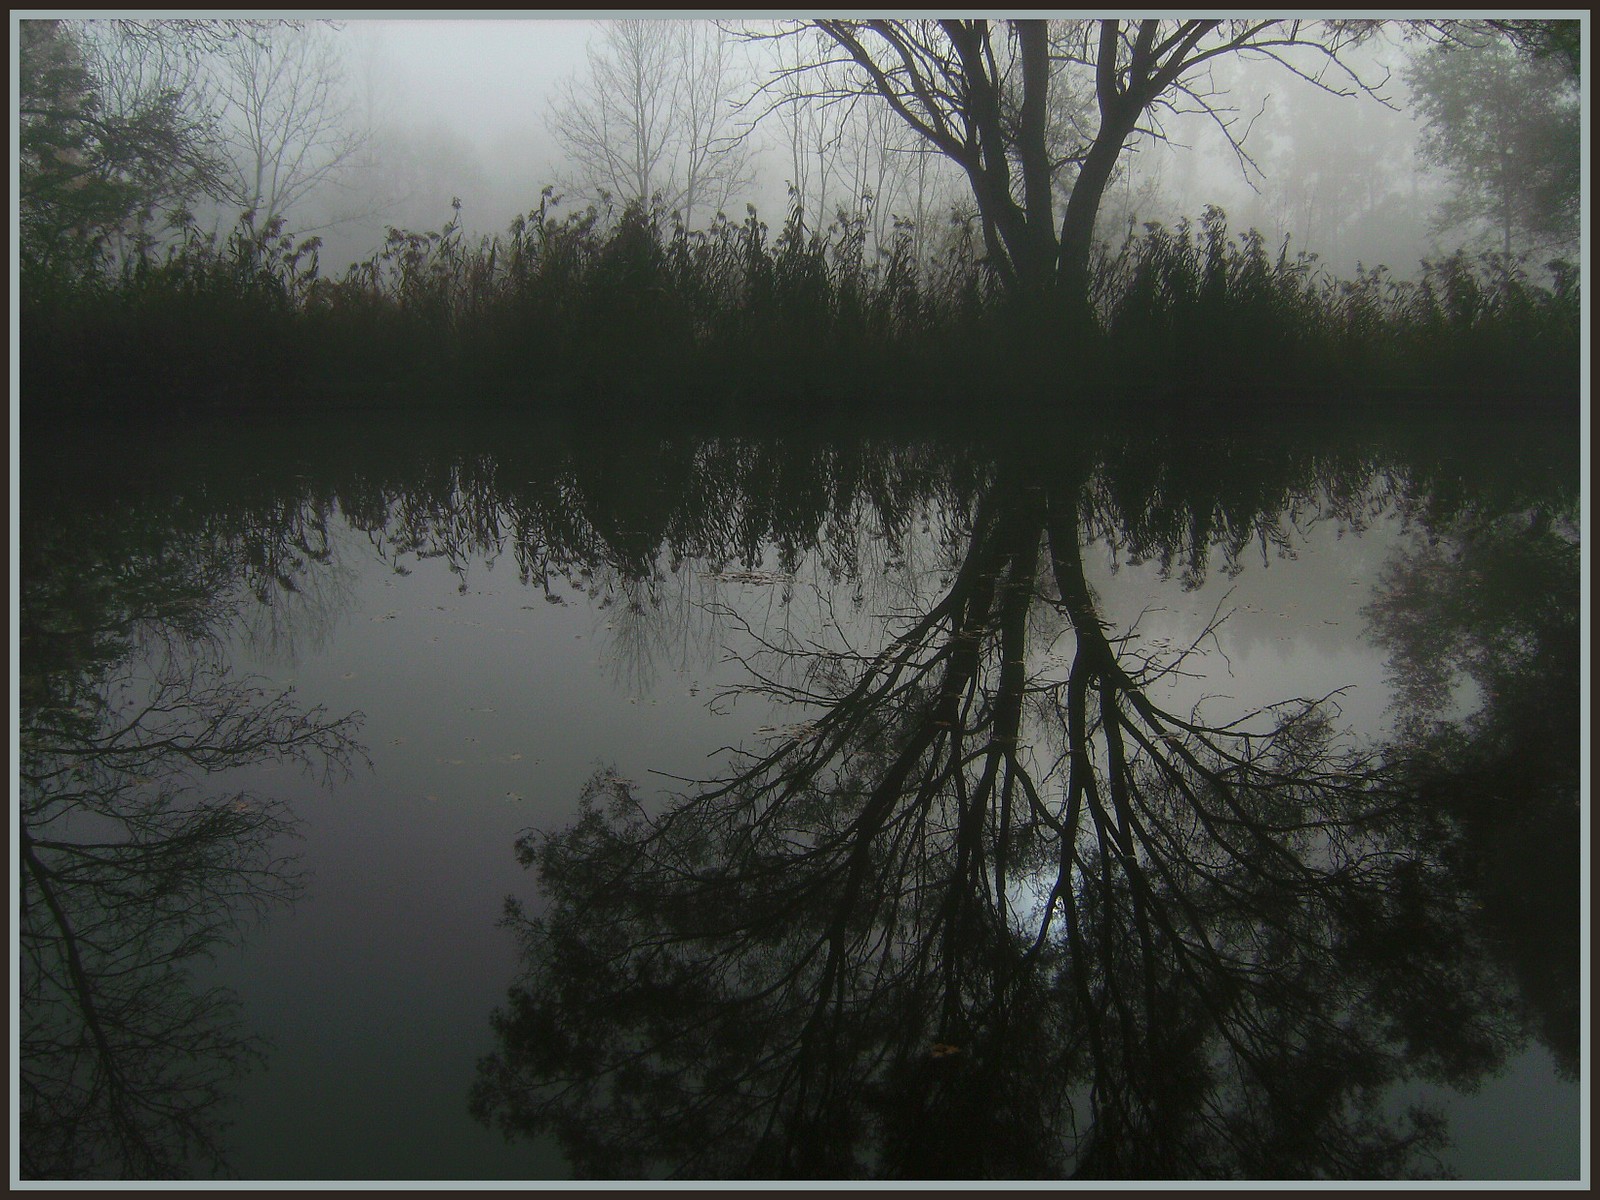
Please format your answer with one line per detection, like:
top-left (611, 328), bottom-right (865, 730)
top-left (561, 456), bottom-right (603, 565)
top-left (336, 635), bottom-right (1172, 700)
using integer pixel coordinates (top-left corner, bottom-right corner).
top-left (18, 407), bottom-right (1582, 1181)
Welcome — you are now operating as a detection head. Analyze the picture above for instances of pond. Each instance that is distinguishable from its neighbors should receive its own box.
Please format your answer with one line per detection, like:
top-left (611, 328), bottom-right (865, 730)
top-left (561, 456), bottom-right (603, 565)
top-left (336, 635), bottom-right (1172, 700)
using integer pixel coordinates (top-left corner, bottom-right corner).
top-left (18, 403), bottom-right (1581, 1181)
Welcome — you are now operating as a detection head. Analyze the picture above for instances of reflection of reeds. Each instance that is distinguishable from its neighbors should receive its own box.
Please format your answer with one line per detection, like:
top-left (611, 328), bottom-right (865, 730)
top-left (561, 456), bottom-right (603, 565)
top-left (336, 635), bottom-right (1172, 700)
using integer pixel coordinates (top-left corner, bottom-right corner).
top-left (21, 194), bottom-right (1578, 415)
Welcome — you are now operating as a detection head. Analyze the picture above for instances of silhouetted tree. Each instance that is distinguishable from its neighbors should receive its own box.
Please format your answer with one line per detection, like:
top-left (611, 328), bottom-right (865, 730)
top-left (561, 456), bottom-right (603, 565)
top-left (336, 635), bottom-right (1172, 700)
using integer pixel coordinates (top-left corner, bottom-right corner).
top-left (742, 20), bottom-right (1407, 322)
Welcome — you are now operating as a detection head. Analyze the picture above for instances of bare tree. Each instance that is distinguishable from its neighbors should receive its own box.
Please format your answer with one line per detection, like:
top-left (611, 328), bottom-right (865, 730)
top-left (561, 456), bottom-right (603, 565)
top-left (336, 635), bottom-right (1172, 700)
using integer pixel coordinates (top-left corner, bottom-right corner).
top-left (550, 20), bottom-right (751, 227)
top-left (762, 25), bottom-right (969, 268)
top-left (216, 21), bottom-right (370, 232)
top-left (743, 20), bottom-right (1419, 317)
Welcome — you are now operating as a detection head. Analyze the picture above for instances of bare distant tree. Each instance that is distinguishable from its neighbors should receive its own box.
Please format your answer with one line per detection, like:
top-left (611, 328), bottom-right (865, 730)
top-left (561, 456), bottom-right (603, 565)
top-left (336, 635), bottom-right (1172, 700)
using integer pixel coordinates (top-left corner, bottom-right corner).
top-left (550, 20), bottom-right (751, 227)
top-left (217, 21), bottom-right (370, 232)
top-left (763, 25), bottom-right (966, 266)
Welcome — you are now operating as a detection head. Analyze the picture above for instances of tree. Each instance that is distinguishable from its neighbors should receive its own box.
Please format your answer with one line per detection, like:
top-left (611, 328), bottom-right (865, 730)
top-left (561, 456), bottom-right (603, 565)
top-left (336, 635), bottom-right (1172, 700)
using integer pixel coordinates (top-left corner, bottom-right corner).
top-left (744, 20), bottom-right (1411, 320)
top-left (763, 25), bottom-right (965, 264)
top-left (18, 19), bottom-right (233, 275)
top-left (216, 21), bottom-right (371, 233)
top-left (550, 20), bottom-right (751, 228)
top-left (1479, 19), bottom-right (1581, 78)
top-left (1405, 37), bottom-right (1580, 259)
top-left (746, 20), bottom-right (1573, 326)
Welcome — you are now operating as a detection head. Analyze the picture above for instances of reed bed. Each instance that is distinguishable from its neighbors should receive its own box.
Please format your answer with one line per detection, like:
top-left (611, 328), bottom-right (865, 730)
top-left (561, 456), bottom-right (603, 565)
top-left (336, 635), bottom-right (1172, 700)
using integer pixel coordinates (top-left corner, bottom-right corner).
top-left (22, 194), bottom-right (1579, 417)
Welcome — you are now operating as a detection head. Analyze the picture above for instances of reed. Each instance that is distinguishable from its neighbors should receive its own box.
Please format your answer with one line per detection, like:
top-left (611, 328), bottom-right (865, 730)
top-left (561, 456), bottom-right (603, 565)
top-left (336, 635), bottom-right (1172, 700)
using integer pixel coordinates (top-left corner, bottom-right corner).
top-left (21, 195), bottom-right (1578, 417)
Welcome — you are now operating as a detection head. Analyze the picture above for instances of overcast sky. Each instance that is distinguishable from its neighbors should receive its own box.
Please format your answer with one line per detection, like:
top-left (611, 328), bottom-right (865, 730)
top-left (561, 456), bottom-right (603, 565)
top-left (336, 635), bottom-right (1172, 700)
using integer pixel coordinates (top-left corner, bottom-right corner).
top-left (137, 16), bottom-right (1503, 279)
top-left (359, 16), bottom-right (593, 141)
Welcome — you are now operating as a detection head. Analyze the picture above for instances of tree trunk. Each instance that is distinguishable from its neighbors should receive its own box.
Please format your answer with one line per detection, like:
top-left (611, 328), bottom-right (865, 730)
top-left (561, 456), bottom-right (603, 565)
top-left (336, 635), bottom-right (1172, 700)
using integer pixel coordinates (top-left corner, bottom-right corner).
top-left (1055, 116), bottom-right (1136, 323)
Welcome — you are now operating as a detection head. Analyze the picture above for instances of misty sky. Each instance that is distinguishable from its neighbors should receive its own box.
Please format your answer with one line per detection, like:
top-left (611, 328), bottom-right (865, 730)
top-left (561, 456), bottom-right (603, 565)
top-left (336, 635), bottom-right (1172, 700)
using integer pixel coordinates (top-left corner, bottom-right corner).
top-left (186, 18), bottom-right (1530, 281)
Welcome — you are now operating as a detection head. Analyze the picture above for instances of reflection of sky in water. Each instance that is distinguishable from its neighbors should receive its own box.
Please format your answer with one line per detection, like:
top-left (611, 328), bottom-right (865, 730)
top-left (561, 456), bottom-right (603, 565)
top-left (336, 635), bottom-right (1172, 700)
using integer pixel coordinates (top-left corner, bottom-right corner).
top-left (186, 484), bottom-right (1573, 1182)
top-left (199, 508), bottom-right (795, 1180)
top-left (1082, 503), bottom-right (1409, 739)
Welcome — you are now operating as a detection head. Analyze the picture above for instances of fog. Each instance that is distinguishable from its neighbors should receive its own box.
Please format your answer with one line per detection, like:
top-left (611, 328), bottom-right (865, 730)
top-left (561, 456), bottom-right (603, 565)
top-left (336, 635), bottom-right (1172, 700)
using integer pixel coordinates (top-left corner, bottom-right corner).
top-left (86, 18), bottom-right (1576, 282)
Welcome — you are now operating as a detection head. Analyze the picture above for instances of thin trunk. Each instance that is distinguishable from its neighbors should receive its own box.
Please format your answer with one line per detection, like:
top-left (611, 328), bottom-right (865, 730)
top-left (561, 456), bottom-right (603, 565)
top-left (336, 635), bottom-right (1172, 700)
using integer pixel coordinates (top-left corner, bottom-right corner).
top-left (1055, 125), bottom-right (1132, 314)
top-left (1016, 19), bottom-right (1055, 302)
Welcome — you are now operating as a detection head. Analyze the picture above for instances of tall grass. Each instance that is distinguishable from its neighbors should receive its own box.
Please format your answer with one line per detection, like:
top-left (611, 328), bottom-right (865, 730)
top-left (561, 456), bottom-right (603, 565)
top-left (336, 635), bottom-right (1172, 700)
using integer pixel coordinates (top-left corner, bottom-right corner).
top-left (21, 194), bottom-right (1578, 418)
top-left (1098, 205), bottom-right (1580, 396)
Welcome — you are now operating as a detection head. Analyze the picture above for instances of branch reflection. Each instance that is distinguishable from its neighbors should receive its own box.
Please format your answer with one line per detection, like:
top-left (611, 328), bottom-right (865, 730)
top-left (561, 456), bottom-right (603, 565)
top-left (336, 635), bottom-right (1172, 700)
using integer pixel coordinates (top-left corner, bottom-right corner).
top-left (19, 511), bottom-right (367, 1180)
top-left (471, 454), bottom-right (1564, 1180)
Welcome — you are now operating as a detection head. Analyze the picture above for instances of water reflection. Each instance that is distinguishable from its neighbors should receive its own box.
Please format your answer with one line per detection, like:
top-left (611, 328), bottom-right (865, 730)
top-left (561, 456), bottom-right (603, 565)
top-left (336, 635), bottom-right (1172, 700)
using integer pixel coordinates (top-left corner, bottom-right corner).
top-left (18, 506), bottom-right (366, 1179)
top-left (466, 432), bottom-right (1578, 1180)
top-left (19, 412), bottom-right (1578, 1180)
top-left (1366, 504), bottom-right (1581, 1082)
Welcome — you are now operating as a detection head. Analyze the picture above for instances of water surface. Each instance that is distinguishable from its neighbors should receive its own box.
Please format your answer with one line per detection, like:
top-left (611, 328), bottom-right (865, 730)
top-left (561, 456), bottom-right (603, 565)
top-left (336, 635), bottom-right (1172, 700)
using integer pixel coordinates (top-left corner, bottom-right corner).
top-left (18, 407), bottom-right (1581, 1180)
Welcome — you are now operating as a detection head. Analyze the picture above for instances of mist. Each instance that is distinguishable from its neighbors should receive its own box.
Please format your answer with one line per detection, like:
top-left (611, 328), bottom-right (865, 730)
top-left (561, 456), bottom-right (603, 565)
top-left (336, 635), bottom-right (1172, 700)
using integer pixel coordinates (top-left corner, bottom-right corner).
top-left (164, 18), bottom-right (1518, 281)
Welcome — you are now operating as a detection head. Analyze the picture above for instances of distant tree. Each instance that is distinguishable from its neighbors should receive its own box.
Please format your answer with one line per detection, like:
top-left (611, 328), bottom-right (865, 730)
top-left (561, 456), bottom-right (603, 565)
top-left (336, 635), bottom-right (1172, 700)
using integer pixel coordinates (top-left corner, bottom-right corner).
top-left (18, 19), bottom-right (233, 275)
top-left (1246, 75), bottom-right (1425, 272)
top-left (1405, 37), bottom-right (1579, 259)
top-left (550, 20), bottom-right (752, 228)
top-left (216, 21), bottom-right (371, 233)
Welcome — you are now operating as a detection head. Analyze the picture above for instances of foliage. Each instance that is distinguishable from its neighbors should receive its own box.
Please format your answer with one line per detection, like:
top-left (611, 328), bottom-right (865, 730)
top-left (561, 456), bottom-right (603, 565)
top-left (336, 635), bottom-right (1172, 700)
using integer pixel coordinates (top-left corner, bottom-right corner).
top-left (18, 19), bottom-right (231, 285)
top-left (1405, 38), bottom-right (1580, 258)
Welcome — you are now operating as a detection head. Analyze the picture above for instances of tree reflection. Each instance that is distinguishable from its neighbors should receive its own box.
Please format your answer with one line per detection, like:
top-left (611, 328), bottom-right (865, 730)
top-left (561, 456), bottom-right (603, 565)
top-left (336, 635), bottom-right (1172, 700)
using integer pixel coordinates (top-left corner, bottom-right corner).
top-left (19, 511), bottom-right (367, 1179)
top-left (470, 457), bottom-right (1542, 1179)
top-left (23, 413), bottom-right (1574, 1179)
top-left (1366, 502), bottom-right (1580, 1081)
